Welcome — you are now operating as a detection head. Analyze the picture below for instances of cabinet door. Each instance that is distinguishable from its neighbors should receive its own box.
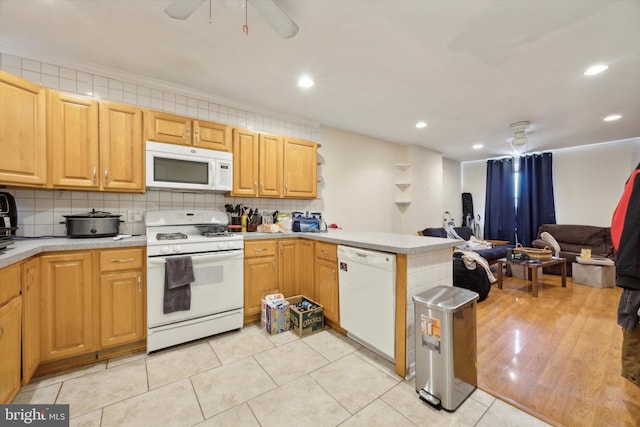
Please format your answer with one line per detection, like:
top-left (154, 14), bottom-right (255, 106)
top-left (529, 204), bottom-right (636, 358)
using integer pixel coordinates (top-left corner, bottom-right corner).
top-left (40, 252), bottom-right (94, 362)
top-left (259, 134), bottom-right (283, 197)
top-left (99, 270), bottom-right (144, 348)
top-left (21, 257), bottom-right (40, 385)
top-left (283, 137), bottom-right (317, 199)
top-left (278, 240), bottom-right (298, 297)
top-left (194, 120), bottom-right (231, 151)
top-left (232, 128), bottom-right (259, 196)
top-left (244, 256), bottom-right (278, 319)
top-left (314, 258), bottom-right (339, 324)
top-left (99, 101), bottom-right (144, 192)
top-left (0, 71), bottom-right (46, 186)
top-left (299, 240), bottom-right (315, 299)
top-left (147, 110), bottom-right (191, 145)
top-left (0, 296), bottom-right (22, 404)
top-left (48, 91), bottom-right (100, 189)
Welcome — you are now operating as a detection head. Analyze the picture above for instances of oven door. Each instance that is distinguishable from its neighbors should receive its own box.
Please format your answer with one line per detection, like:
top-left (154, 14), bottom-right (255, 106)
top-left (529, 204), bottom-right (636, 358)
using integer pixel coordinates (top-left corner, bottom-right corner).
top-left (146, 250), bottom-right (244, 328)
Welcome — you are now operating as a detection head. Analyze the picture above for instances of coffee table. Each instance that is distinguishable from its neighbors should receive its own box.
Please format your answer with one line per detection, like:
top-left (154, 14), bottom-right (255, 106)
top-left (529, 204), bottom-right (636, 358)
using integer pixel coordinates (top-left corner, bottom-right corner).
top-left (496, 257), bottom-right (567, 297)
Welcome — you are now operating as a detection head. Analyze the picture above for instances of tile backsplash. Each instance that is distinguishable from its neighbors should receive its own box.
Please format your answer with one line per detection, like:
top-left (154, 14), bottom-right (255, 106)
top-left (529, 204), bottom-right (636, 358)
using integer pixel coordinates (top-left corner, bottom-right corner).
top-left (0, 53), bottom-right (323, 236)
top-left (5, 189), bottom-right (322, 237)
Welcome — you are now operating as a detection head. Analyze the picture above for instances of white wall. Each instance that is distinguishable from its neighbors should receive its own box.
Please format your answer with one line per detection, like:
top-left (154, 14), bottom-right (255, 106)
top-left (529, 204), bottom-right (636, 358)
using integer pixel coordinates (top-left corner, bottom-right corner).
top-left (442, 158), bottom-right (462, 228)
top-left (319, 128), bottom-right (446, 234)
top-left (461, 160), bottom-right (487, 239)
top-left (553, 139), bottom-right (640, 226)
top-left (461, 139), bottom-right (640, 233)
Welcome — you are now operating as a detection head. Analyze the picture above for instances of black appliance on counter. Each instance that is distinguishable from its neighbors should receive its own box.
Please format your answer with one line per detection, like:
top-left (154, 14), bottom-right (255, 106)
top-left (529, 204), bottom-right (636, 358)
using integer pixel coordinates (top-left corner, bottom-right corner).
top-left (0, 191), bottom-right (18, 236)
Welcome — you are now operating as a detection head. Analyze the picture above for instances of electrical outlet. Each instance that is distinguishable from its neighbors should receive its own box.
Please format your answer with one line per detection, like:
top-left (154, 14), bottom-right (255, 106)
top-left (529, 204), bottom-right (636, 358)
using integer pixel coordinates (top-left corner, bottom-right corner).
top-left (134, 210), bottom-right (143, 222)
top-left (126, 210), bottom-right (135, 222)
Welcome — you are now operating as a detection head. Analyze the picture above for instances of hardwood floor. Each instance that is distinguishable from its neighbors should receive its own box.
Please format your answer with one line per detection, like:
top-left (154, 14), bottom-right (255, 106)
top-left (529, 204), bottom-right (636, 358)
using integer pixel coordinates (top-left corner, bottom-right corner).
top-left (477, 272), bottom-right (640, 427)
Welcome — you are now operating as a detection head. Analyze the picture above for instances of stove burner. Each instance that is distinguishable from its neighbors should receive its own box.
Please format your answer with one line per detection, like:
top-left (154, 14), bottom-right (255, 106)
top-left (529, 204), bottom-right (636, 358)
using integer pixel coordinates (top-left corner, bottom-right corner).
top-left (156, 232), bottom-right (188, 240)
top-left (202, 231), bottom-right (234, 238)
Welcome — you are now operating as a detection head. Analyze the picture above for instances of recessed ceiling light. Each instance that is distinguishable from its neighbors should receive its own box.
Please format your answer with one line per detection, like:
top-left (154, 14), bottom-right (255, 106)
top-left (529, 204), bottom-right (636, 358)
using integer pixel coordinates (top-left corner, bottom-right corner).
top-left (584, 64), bottom-right (608, 76)
top-left (603, 114), bottom-right (622, 122)
top-left (472, 144), bottom-right (483, 150)
top-left (415, 121), bottom-right (427, 129)
top-left (298, 76), bottom-right (314, 88)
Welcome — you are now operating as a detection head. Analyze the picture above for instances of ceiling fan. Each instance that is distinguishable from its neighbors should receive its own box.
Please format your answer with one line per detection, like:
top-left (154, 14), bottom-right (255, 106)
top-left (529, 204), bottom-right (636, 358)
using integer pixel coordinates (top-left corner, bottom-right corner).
top-left (509, 121), bottom-right (531, 147)
top-left (164, 0), bottom-right (299, 39)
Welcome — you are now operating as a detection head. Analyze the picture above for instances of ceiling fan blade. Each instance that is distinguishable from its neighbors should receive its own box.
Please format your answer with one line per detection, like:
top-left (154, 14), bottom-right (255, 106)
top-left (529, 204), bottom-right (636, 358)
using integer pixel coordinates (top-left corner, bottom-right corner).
top-left (249, 0), bottom-right (299, 39)
top-left (164, 0), bottom-right (206, 20)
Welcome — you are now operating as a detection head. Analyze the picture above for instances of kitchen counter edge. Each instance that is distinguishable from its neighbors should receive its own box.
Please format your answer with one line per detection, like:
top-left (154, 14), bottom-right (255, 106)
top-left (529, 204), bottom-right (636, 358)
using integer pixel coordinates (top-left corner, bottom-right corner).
top-left (0, 236), bottom-right (148, 269)
top-left (242, 230), bottom-right (461, 254)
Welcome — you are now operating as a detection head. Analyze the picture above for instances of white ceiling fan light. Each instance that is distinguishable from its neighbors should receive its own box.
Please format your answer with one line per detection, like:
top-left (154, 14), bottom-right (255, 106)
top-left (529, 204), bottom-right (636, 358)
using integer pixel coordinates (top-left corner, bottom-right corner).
top-left (163, 0), bottom-right (298, 39)
top-left (509, 121), bottom-right (530, 147)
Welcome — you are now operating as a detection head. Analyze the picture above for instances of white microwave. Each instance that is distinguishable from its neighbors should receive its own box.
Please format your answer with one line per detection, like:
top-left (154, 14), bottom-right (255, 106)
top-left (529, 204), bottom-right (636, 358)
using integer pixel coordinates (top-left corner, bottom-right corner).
top-left (145, 141), bottom-right (233, 192)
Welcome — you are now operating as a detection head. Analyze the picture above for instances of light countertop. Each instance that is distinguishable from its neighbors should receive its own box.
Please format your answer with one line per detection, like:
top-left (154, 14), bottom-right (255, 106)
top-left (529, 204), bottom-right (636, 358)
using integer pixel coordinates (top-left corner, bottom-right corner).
top-left (0, 236), bottom-right (147, 269)
top-left (242, 229), bottom-right (461, 254)
top-left (0, 230), bottom-right (459, 269)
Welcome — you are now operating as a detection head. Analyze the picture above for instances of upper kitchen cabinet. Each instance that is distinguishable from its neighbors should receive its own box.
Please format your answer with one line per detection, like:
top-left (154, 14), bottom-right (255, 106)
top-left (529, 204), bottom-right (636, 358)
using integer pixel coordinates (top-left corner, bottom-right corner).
top-left (47, 91), bottom-right (144, 192)
top-left (0, 71), bottom-right (47, 187)
top-left (48, 91), bottom-right (100, 189)
top-left (231, 129), bottom-right (318, 199)
top-left (99, 101), bottom-right (144, 191)
top-left (283, 138), bottom-right (318, 199)
top-left (147, 110), bottom-right (231, 151)
top-left (231, 128), bottom-right (282, 198)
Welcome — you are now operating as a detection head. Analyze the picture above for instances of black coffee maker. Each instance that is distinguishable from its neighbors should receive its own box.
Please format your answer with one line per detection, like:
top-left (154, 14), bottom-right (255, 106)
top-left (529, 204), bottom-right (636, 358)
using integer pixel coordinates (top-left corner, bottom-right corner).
top-left (0, 192), bottom-right (18, 236)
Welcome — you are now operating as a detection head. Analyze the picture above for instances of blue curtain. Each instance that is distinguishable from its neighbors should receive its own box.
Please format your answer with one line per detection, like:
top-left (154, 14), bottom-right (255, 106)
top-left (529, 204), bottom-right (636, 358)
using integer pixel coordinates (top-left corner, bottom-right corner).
top-left (517, 153), bottom-right (556, 246)
top-left (483, 158), bottom-right (516, 243)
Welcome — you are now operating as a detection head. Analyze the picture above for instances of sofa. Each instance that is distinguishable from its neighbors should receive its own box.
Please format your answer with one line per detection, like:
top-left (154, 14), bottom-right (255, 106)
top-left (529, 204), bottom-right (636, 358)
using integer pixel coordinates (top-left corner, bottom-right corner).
top-left (531, 224), bottom-right (615, 276)
top-left (418, 226), bottom-right (510, 264)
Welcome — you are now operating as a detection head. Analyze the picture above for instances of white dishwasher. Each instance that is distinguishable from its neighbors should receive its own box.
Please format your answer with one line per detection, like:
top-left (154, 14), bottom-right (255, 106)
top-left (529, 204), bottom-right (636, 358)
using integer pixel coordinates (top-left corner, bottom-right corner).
top-left (338, 245), bottom-right (396, 361)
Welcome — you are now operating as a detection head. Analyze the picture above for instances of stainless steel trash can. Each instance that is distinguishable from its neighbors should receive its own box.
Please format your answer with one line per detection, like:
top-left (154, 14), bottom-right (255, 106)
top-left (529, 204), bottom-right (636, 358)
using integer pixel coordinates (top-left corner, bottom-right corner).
top-left (413, 285), bottom-right (479, 412)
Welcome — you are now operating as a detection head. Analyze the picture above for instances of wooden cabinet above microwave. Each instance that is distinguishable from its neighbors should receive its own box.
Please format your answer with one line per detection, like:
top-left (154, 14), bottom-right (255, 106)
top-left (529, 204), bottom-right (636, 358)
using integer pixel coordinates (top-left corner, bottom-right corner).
top-left (146, 110), bottom-right (231, 152)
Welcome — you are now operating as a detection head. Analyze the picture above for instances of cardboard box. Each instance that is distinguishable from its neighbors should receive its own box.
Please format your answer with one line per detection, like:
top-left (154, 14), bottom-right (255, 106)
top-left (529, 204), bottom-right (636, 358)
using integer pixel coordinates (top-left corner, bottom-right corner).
top-left (265, 300), bottom-right (290, 335)
top-left (261, 293), bottom-right (285, 329)
top-left (572, 263), bottom-right (615, 288)
top-left (286, 295), bottom-right (324, 336)
top-left (509, 264), bottom-right (543, 280)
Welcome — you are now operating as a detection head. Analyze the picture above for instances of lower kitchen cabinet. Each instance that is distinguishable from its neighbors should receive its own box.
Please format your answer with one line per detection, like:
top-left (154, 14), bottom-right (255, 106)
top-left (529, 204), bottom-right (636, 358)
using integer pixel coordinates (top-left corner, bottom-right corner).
top-left (0, 262), bottom-right (22, 404)
top-left (99, 269), bottom-right (145, 349)
top-left (0, 296), bottom-right (22, 404)
top-left (298, 240), bottom-right (315, 298)
top-left (39, 247), bottom-right (146, 364)
top-left (314, 242), bottom-right (340, 325)
top-left (21, 257), bottom-right (40, 385)
top-left (40, 251), bottom-right (94, 362)
top-left (244, 240), bottom-right (278, 323)
top-left (278, 239), bottom-right (315, 298)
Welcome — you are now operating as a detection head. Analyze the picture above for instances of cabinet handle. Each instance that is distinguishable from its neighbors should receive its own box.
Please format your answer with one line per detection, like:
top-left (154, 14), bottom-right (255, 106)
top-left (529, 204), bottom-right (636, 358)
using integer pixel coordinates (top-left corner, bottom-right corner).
top-left (321, 249), bottom-right (329, 254)
top-left (254, 181), bottom-right (258, 193)
top-left (194, 128), bottom-right (199, 145)
top-left (333, 268), bottom-right (337, 281)
top-left (186, 125), bottom-right (191, 141)
top-left (92, 166), bottom-right (97, 184)
top-left (279, 244), bottom-right (282, 254)
top-left (285, 184), bottom-right (288, 195)
top-left (111, 258), bottom-right (135, 263)
top-left (272, 260), bottom-right (275, 271)
top-left (138, 275), bottom-right (141, 293)
top-left (260, 182), bottom-right (264, 192)
top-left (104, 168), bottom-right (109, 186)
top-left (0, 326), bottom-right (3, 340)
top-left (253, 248), bottom-right (266, 252)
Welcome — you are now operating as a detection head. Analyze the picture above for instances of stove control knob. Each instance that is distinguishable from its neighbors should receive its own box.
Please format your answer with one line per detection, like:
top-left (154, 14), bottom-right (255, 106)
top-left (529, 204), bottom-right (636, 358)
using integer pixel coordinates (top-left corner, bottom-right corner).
top-left (160, 246), bottom-right (171, 255)
top-left (217, 242), bottom-right (227, 250)
top-left (173, 245), bottom-right (182, 253)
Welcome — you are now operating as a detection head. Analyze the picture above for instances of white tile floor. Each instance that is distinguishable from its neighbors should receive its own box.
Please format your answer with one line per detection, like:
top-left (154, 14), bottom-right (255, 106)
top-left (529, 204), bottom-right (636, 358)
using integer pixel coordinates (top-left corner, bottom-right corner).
top-left (12, 326), bottom-right (551, 427)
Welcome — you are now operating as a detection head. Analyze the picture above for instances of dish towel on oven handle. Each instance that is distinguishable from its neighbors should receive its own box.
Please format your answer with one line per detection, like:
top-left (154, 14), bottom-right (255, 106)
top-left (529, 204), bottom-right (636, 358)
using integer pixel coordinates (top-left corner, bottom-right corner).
top-left (164, 256), bottom-right (195, 314)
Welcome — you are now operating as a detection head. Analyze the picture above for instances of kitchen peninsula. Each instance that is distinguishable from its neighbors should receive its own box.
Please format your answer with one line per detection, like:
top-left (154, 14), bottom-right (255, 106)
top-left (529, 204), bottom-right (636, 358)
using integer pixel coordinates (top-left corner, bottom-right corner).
top-left (0, 230), bottom-right (459, 379)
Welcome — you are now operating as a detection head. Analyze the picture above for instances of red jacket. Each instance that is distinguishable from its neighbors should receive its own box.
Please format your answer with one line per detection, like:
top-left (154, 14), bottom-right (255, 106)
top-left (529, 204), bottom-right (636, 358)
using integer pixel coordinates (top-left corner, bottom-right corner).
top-left (611, 163), bottom-right (640, 290)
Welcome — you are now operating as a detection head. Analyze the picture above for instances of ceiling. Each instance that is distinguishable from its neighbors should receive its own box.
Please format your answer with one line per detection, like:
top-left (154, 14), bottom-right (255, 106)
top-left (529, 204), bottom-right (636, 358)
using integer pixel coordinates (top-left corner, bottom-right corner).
top-left (1, 0), bottom-right (639, 161)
